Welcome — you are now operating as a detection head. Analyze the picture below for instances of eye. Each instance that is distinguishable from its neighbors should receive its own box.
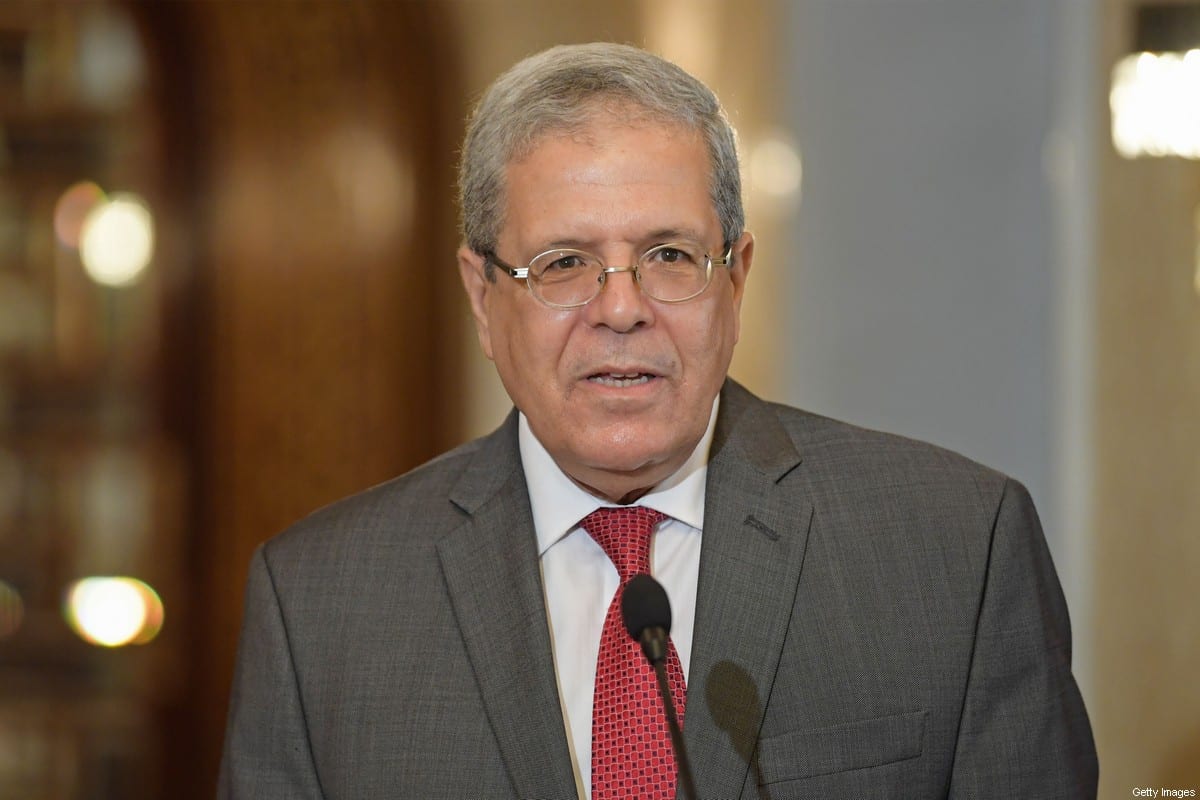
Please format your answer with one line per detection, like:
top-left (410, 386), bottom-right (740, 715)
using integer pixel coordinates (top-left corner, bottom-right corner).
top-left (532, 250), bottom-right (597, 283)
top-left (646, 244), bottom-right (702, 267)
top-left (544, 254), bottom-right (588, 272)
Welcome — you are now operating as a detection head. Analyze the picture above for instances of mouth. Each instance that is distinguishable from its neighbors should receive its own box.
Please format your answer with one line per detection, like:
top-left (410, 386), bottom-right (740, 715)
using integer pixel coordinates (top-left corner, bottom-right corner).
top-left (586, 371), bottom-right (657, 388)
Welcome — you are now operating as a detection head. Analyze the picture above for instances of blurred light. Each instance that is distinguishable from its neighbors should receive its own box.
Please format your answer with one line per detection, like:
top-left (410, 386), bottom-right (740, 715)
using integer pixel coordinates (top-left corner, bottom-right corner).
top-left (64, 576), bottom-right (164, 647)
top-left (79, 194), bottom-right (154, 286)
top-left (53, 181), bottom-right (106, 249)
top-left (1110, 50), bottom-right (1200, 159)
top-left (749, 134), bottom-right (803, 199)
top-left (0, 580), bottom-right (22, 639)
top-left (77, 8), bottom-right (145, 109)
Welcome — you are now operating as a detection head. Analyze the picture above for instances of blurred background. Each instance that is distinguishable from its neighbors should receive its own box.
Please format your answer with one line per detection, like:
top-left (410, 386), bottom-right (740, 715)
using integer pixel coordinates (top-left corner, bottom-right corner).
top-left (0, 0), bottom-right (1195, 797)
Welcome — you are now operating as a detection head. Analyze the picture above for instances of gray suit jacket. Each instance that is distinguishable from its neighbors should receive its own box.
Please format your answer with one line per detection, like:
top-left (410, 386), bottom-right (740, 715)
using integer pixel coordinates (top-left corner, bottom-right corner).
top-left (218, 381), bottom-right (1097, 798)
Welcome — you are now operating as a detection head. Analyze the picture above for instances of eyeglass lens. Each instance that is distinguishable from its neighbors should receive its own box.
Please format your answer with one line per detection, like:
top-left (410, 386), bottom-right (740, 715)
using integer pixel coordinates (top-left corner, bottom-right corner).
top-left (530, 242), bottom-right (712, 306)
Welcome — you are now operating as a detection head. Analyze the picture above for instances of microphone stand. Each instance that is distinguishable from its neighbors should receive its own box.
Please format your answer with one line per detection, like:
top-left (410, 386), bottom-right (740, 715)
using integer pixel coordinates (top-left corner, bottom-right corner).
top-left (643, 629), bottom-right (697, 800)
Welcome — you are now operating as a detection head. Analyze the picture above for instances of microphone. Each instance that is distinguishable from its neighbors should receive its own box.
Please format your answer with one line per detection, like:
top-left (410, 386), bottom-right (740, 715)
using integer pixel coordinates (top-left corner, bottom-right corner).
top-left (621, 574), bottom-right (698, 800)
top-left (621, 573), bottom-right (672, 660)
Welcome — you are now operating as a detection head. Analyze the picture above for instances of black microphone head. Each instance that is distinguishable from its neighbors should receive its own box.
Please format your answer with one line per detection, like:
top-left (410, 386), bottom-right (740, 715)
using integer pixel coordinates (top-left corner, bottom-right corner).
top-left (621, 573), bottom-right (672, 641)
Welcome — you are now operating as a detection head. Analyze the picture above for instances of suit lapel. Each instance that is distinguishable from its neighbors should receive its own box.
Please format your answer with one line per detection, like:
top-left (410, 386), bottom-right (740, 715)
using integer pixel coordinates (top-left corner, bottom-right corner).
top-left (686, 382), bottom-right (814, 799)
top-left (437, 414), bottom-right (577, 800)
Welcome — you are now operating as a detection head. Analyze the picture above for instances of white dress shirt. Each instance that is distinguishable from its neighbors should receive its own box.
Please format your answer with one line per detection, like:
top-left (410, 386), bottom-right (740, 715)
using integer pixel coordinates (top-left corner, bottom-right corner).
top-left (518, 398), bottom-right (718, 800)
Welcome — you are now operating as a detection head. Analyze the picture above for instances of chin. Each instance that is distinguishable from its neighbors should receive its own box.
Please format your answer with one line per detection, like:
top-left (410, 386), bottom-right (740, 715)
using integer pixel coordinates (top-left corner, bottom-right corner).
top-left (575, 430), bottom-right (689, 476)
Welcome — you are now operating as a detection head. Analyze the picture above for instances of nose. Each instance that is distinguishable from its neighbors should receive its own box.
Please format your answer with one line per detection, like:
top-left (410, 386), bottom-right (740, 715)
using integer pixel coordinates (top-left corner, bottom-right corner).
top-left (583, 265), bottom-right (653, 332)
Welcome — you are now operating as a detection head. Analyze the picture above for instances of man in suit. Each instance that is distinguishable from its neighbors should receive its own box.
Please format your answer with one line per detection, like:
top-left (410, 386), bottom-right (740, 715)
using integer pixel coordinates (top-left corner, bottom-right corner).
top-left (219, 43), bottom-right (1097, 798)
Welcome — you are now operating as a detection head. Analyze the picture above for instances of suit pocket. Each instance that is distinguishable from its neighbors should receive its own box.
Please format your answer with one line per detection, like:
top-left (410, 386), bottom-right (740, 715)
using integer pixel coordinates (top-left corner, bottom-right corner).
top-left (756, 709), bottom-right (926, 784)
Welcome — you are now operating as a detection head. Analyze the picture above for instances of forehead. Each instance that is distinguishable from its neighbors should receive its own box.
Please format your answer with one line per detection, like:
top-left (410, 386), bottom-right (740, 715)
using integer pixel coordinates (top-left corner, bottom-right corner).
top-left (500, 113), bottom-right (717, 248)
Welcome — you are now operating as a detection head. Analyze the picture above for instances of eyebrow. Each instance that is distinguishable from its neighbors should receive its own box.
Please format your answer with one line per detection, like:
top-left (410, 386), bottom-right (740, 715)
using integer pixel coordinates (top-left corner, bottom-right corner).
top-left (538, 228), bottom-right (708, 253)
top-left (643, 228), bottom-right (707, 244)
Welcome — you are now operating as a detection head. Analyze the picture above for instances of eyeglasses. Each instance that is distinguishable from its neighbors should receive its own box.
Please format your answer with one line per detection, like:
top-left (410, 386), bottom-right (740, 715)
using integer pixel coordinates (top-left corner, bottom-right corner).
top-left (484, 240), bottom-right (733, 309)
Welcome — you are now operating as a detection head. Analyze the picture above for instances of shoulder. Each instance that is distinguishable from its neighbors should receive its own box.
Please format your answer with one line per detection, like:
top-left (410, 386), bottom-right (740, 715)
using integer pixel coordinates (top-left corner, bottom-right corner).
top-left (732, 391), bottom-right (1044, 600)
top-left (775, 400), bottom-right (1008, 491)
top-left (724, 382), bottom-right (1018, 529)
top-left (259, 422), bottom-right (510, 575)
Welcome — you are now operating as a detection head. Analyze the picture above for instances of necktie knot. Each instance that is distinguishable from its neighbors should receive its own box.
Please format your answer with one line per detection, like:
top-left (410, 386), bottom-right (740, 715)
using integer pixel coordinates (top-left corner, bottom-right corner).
top-left (580, 506), bottom-right (667, 582)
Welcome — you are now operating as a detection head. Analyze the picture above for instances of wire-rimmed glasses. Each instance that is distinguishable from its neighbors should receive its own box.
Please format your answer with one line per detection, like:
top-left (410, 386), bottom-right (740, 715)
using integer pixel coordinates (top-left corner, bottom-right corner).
top-left (484, 240), bottom-right (733, 309)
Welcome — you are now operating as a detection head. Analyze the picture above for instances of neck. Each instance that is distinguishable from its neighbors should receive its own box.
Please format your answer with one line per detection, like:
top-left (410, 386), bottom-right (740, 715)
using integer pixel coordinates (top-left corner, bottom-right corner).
top-left (572, 477), bottom-right (653, 505)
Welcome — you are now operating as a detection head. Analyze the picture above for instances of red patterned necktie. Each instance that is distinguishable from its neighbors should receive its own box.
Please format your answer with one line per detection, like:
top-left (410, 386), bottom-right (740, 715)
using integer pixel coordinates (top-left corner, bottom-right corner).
top-left (581, 506), bottom-right (687, 800)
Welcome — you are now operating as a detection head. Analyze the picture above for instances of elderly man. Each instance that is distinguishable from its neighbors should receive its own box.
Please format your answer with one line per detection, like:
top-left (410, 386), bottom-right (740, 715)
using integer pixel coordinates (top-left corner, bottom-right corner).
top-left (219, 43), bottom-right (1097, 799)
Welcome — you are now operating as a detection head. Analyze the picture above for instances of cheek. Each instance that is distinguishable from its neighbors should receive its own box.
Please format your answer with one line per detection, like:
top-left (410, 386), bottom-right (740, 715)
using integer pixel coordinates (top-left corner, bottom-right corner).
top-left (677, 306), bottom-right (737, 378)
top-left (488, 301), bottom-right (575, 393)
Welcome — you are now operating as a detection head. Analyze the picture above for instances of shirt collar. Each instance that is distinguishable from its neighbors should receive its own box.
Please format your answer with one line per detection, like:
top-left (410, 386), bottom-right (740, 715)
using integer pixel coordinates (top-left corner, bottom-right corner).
top-left (519, 396), bottom-right (719, 557)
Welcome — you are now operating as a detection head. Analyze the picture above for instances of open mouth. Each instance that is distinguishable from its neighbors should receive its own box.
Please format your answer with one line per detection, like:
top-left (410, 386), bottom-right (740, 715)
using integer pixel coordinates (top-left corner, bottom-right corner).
top-left (587, 372), bottom-right (655, 388)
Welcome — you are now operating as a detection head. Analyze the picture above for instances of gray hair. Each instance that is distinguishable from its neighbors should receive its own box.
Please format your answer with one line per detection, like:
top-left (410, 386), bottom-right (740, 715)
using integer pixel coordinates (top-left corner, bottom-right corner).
top-left (458, 42), bottom-right (744, 265)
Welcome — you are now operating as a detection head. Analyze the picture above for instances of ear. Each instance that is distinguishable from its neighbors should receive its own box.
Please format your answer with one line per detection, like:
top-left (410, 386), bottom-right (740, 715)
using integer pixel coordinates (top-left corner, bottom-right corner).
top-left (457, 245), bottom-right (495, 360)
top-left (727, 231), bottom-right (754, 343)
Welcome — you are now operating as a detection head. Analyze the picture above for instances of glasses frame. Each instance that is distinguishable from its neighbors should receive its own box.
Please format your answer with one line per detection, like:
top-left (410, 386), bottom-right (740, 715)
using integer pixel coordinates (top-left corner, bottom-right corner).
top-left (484, 241), bottom-right (733, 309)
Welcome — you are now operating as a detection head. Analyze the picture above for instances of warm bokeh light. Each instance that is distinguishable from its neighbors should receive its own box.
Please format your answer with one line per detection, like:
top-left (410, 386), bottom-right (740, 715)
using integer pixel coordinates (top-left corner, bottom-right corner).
top-left (0, 580), bottom-right (23, 639)
top-left (78, 193), bottom-right (155, 287)
top-left (64, 576), bottom-right (164, 647)
top-left (748, 134), bottom-right (803, 199)
top-left (1111, 49), bottom-right (1200, 160)
top-left (53, 181), bottom-right (106, 249)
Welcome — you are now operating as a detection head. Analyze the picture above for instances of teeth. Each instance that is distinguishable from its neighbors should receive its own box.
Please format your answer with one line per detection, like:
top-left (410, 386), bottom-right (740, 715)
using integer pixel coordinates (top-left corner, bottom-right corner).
top-left (589, 373), bottom-right (652, 388)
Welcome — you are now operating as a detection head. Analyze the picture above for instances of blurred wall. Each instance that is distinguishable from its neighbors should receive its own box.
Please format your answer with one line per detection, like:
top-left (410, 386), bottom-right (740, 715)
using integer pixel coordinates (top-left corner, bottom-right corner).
top-left (134, 3), bottom-right (465, 795)
top-left (783, 1), bottom-right (1065, 557)
top-left (1093, 0), bottom-right (1200, 793)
